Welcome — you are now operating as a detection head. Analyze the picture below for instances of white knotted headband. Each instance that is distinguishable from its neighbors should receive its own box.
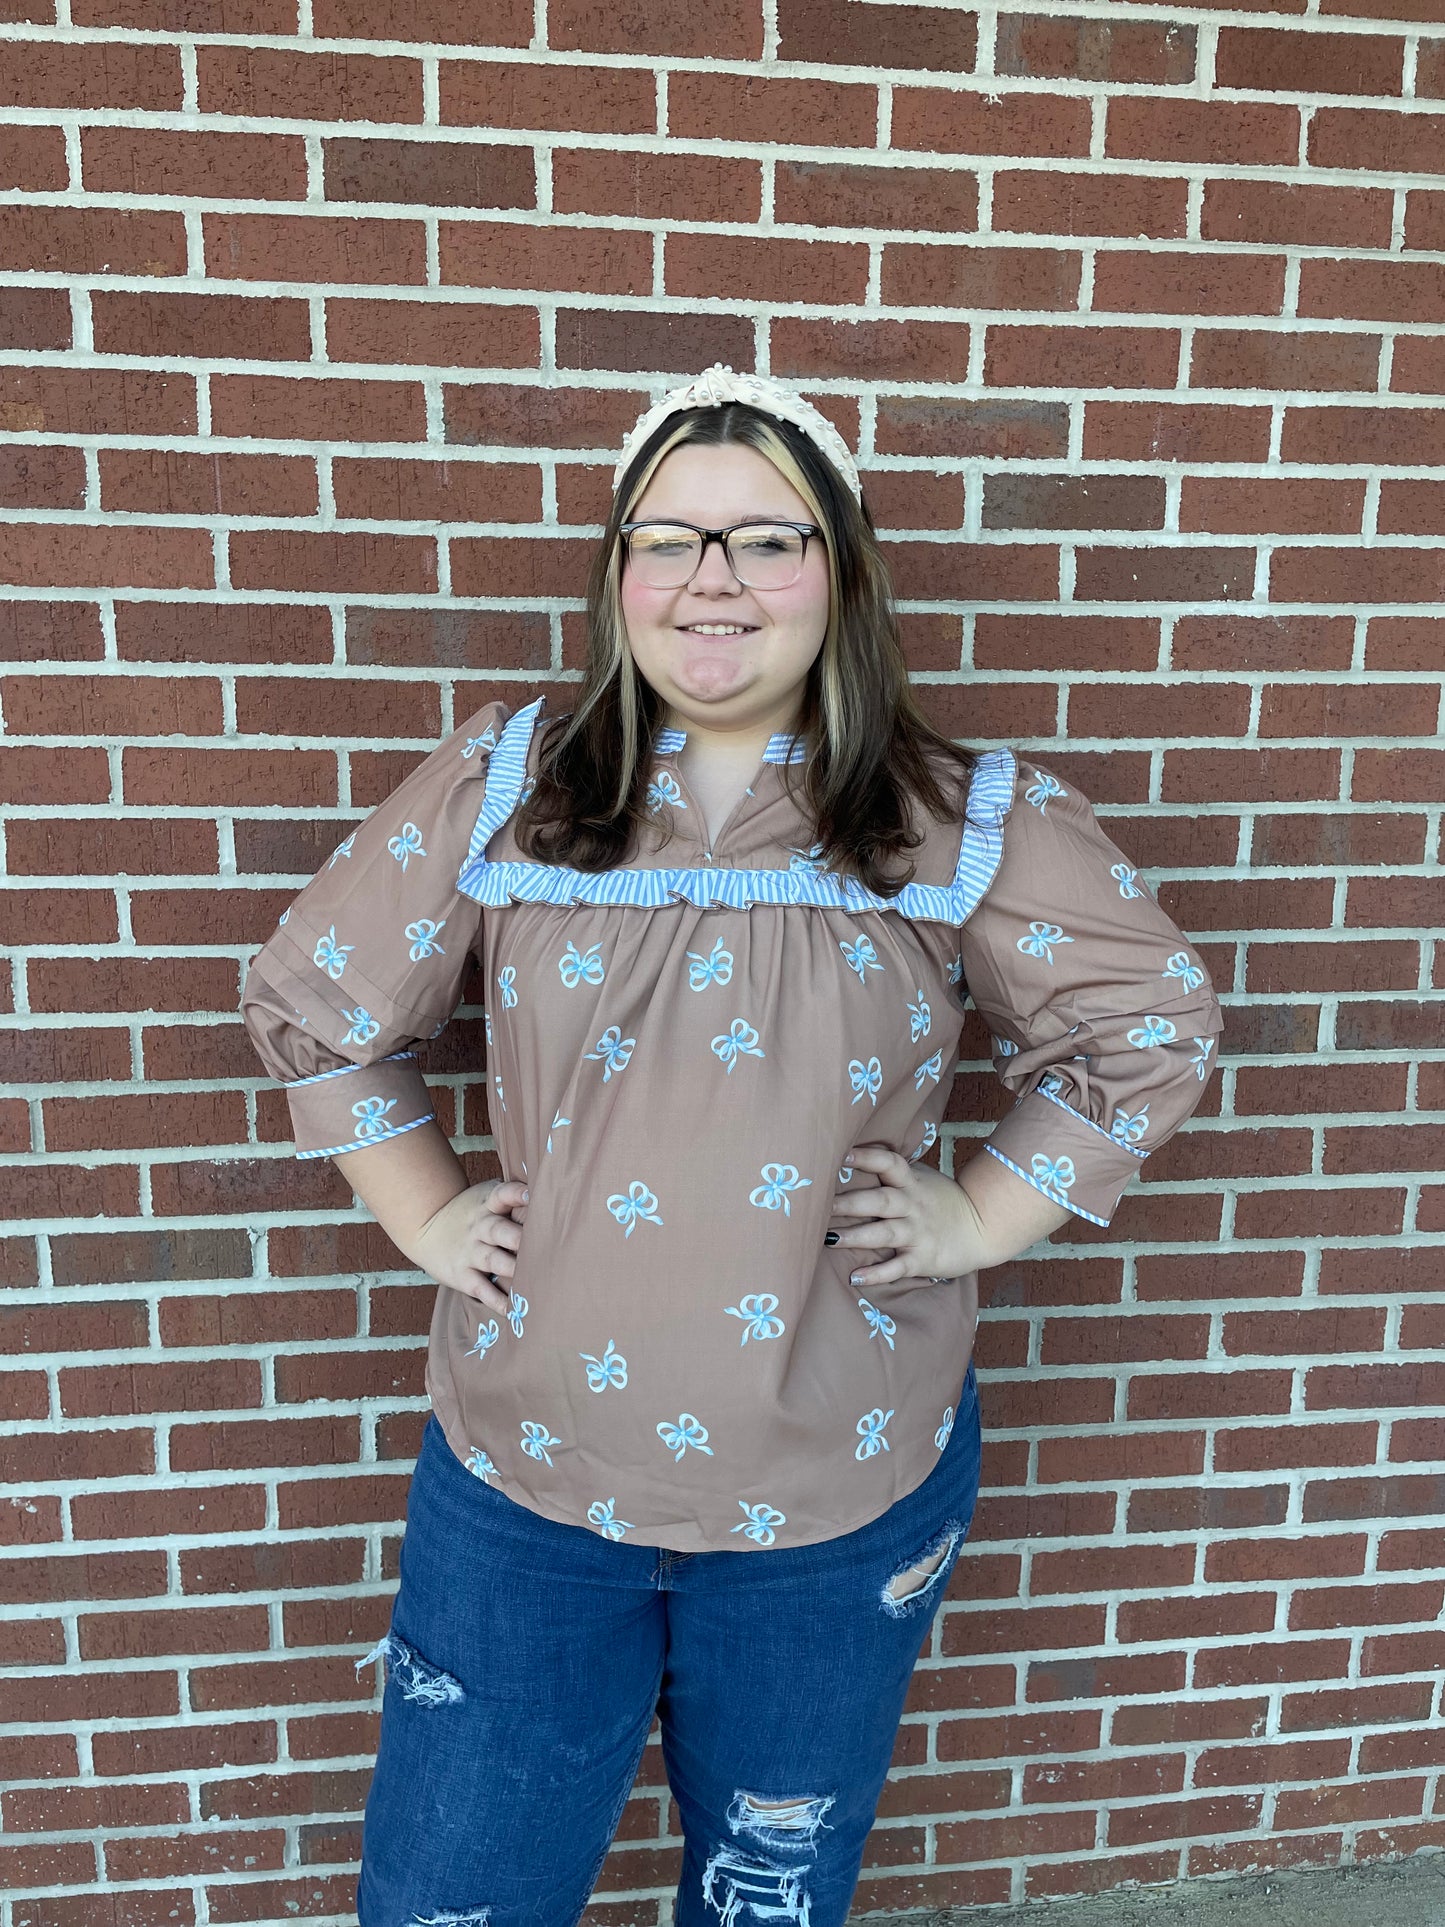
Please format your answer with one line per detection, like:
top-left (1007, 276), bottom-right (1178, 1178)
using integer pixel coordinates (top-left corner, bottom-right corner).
top-left (612, 362), bottom-right (863, 503)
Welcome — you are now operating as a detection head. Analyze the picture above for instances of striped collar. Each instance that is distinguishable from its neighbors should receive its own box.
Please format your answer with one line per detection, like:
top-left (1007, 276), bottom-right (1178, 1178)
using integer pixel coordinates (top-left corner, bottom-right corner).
top-left (654, 726), bottom-right (808, 765)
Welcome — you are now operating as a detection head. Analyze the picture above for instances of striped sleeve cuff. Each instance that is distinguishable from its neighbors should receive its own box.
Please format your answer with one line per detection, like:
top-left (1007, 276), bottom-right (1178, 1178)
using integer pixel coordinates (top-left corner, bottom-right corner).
top-left (285, 1051), bottom-right (436, 1160)
top-left (981, 1084), bottom-right (1148, 1229)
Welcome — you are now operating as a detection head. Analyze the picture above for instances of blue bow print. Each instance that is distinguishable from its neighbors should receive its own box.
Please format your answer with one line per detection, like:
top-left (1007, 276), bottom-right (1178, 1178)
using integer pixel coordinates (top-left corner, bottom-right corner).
top-left (857, 1297), bottom-right (896, 1350)
top-left (1017, 920), bottom-right (1073, 965)
top-left (588, 1498), bottom-right (634, 1541)
top-left (934, 1406), bottom-right (954, 1451)
top-left (559, 940), bottom-right (605, 988)
top-left (908, 991), bottom-right (932, 1042)
top-left (855, 1407), bottom-right (895, 1461)
top-left (656, 1413), bottom-right (713, 1462)
top-left (910, 1120), bottom-right (938, 1161)
top-left (1190, 1035), bottom-right (1215, 1080)
top-left (839, 935), bottom-right (882, 983)
top-left (686, 937), bottom-right (734, 989)
top-left (464, 1447), bottom-right (496, 1482)
top-left (461, 726), bottom-right (497, 760)
top-left (1031, 1153), bottom-right (1076, 1201)
top-left (405, 918), bottom-right (446, 961)
top-left (712, 1019), bottom-right (765, 1073)
top-left (546, 1108), bottom-right (571, 1155)
top-left (313, 926), bottom-right (352, 980)
top-left (464, 1318), bottom-right (500, 1360)
top-left (646, 770), bottom-right (685, 815)
top-left (993, 1034), bottom-right (1019, 1059)
top-left (579, 1339), bottom-right (628, 1391)
top-left (1112, 1104), bottom-right (1150, 1146)
top-left (1163, 950), bottom-right (1205, 993)
top-left (749, 1163), bottom-right (812, 1216)
top-left (519, 1420), bottom-right (559, 1466)
top-left (585, 1024), bottom-right (635, 1082)
top-left (350, 1095), bottom-right (397, 1141)
top-left (386, 822), bottom-right (426, 870)
top-left (607, 1180), bottom-right (663, 1236)
top-left (1127, 1015), bottom-right (1177, 1049)
top-left (724, 1293), bottom-right (785, 1345)
top-left (787, 841), bottom-right (828, 874)
top-left (327, 832), bottom-right (356, 869)
top-left (1025, 771), bottom-right (1067, 811)
top-left (731, 1502), bottom-right (786, 1546)
top-left (341, 1006), bottom-right (380, 1046)
top-left (914, 1048), bottom-right (944, 1092)
top-left (497, 965), bottom-right (518, 1010)
top-left (947, 952), bottom-right (963, 988)
top-left (849, 1056), bottom-right (882, 1107)
top-left (507, 1292), bottom-right (528, 1339)
top-left (493, 1071), bottom-right (506, 1114)
top-left (1111, 861), bottom-right (1145, 899)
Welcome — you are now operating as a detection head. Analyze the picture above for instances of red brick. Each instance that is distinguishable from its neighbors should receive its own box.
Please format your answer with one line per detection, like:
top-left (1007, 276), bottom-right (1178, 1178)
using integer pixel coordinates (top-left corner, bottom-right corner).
top-left (231, 529), bottom-right (436, 596)
top-left (1309, 106), bottom-right (1445, 177)
top-left (332, 455), bottom-right (538, 524)
top-left (995, 13), bottom-right (1196, 84)
top-left (1, 365), bottom-right (193, 437)
top-left (129, 887), bottom-right (293, 947)
top-left (0, 122), bottom-right (67, 190)
top-left (44, 1091), bottom-right (247, 1154)
top-left (777, 0), bottom-right (974, 71)
top-left (1, 1370), bottom-right (49, 1420)
top-left (892, 85), bottom-right (1091, 157)
top-left (103, 1828), bottom-right (286, 1883)
top-left (556, 309), bottom-right (754, 377)
top-left (552, 147), bottom-right (760, 224)
top-left (1204, 177), bottom-right (1393, 251)
top-left (3, 887), bottom-right (120, 945)
top-left (443, 380), bottom-right (645, 452)
top-left (50, 1227), bottom-right (250, 1289)
top-left (982, 473), bottom-right (1164, 532)
top-left (551, 0), bottom-right (757, 57)
top-left (1217, 25), bottom-right (1403, 96)
top-left (1164, 747), bottom-right (1340, 805)
top-left (1069, 681), bottom-right (1249, 740)
top-left (77, 0), bottom-right (293, 20)
top-left (274, 1348), bottom-right (422, 1405)
top-left (211, 373), bottom-right (426, 444)
top-left (880, 242), bottom-right (1080, 312)
top-left (666, 232), bottom-right (869, 308)
top-left (0, 1841), bottom-right (97, 1889)
top-left (0, 38), bottom-right (182, 109)
top-left (0, 204), bottom-right (186, 276)
top-left (121, 746), bottom-right (336, 808)
top-left (774, 158), bottom-right (977, 234)
top-left (141, 1019), bottom-right (268, 1082)
top-left (0, 525), bottom-right (211, 591)
top-left (233, 674), bottom-right (440, 741)
top-left (1093, 250), bottom-right (1284, 318)
top-left (0, 744), bottom-right (111, 805)
top-left (149, 1156), bottom-right (349, 1218)
top-left (1273, 547), bottom-right (1445, 607)
top-left (775, 318), bottom-right (972, 383)
top-left (4, 672), bottom-right (220, 736)
top-left (876, 394), bottom-right (1068, 461)
top-left (1405, 191), bottom-right (1445, 254)
top-left (1078, 551), bottom-right (1256, 601)
top-left (317, 0), bottom-right (528, 36)
top-left (1300, 258), bottom-right (1445, 326)
top-left (1365, 618), bottom-right (1445, 671)
top-left (0, 285), bottom-right (72, 351)
top-left (208, 1875), bottom-right (357, 1922)
top-left (197, 44), bottom-right (422, 120)
top-left (1084, 402), bottom-right (1271, 463)
top-left (974, 613), bottom-right (1158, 673)
top-left (173, 1415), bottom-right (360, 1476)
top-left (1107, 96), bottom-right (1300, 168)
top-left (440, 57), bottom-right (654, 132)
top-left (1353, 748), bottom-right (1445, 805)
top-left (325, 294), bottom-right (538, 368)
top-left (0, 443), bottom-right (85, 509)
top-left (163, 1287), bottom-right (354, 1348)
top-left (324, 134), bottom-right (533, 209)
top-left (985, 324), bottom-right (1179, 389)
top-left (203, 213), bottom-right (426, 285)
top-left (59, 1359), bottom-right (262, 1421)
top-left (5, 1777), bottom-right (187, 1837)
top-left (101, 448), bottom-right (319, 519)
top-left (82, 126), bottom-right (307, 200)
top-left (1, 1025), bottom-right (132, 1085)
top-left (1191, 328), bottom-right (1380, 394)
top-left (993, 169), bottom-right (1186, 239)
top-left (2, 1427), bottom-right (154, 1482)
top-left (0, 1235), bottom-right (41, 1289)
top-left (1181, 477), bottom-right (1365, 537)
top-left (92, 289), bottom-right (312, 361)
top-left (71, 1482), bottom-right (267, 1543)
top-left (669, 70), bottom-right (874, 148)
top-left (115, 600), bottom-right (333, 666)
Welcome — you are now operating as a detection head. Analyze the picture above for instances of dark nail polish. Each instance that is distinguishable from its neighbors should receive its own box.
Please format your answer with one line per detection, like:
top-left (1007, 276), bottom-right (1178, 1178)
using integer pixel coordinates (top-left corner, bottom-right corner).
top-left (824, 1231), bottom-right (839, 1246)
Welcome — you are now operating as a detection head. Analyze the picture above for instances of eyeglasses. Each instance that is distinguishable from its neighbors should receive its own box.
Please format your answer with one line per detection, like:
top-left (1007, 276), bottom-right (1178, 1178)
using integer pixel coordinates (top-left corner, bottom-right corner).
top-left (619, 519), bottom-right (822, 591)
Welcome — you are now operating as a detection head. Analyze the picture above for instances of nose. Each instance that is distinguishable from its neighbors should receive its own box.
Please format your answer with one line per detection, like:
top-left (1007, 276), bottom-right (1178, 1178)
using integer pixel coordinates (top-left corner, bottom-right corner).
top-left (689, 534), bottom-right (743, 592)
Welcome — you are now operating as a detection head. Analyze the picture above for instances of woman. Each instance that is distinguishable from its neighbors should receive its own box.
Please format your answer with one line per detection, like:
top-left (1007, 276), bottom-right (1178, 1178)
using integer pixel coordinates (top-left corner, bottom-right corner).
top-left (241, 362), bottom-right (1224, 1927)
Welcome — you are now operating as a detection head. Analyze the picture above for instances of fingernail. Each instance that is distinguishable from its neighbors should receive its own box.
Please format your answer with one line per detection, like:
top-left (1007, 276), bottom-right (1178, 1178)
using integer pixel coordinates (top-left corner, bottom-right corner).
top-left (824, 1231), bottom-right (839, 1246)
top-left (850, 1272), bottom-right (865, 1286)
top-left (843, 1152), bottom-right (855, 1166)
top-left (520, 1188), bottom-right (529, 1202)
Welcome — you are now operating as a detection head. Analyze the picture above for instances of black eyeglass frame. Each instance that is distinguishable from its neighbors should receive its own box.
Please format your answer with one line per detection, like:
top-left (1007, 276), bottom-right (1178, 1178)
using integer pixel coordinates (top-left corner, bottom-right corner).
top-left (618, 519), bottom-right (824, 587)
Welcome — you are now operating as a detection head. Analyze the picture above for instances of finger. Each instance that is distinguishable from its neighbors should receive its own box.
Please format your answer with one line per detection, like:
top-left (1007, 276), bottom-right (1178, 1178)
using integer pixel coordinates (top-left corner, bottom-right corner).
top-left (451, 1268), bottom-right (513, 1316)
top-left (846, 1256), bottom-right (910, 1290)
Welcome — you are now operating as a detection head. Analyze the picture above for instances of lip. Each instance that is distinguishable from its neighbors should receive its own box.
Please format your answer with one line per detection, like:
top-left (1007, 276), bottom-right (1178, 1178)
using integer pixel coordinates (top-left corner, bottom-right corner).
top-left (676, 623), bottom-right (759, 634)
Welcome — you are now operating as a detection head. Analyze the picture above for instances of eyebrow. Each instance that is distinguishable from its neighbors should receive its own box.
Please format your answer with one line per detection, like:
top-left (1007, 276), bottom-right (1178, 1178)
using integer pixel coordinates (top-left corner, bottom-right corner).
top-left (632, 513), bottom-right (800, 526)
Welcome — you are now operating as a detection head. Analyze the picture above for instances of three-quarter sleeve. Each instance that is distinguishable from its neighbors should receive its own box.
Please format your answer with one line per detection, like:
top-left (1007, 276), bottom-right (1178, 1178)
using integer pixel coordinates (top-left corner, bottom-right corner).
top-left (957, 754), bottom-right (1224, 1228)
top-left (240, 699), bottom-right (511, 1159)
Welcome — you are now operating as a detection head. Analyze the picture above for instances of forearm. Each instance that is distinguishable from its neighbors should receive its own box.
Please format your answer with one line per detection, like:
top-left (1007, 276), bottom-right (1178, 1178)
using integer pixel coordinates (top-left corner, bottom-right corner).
top-left (333, 1118), bottom-right (471, 1265)
top-left (954, 1145), bottom-right (1074, 1270)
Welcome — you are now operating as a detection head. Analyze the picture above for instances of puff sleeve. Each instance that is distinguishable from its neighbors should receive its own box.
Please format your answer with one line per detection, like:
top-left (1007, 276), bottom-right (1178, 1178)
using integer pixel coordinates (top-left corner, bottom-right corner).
top-left (957, 754), bottom-right (1224, 1228)
top-left (240, 699), bottom-right (511, 1159)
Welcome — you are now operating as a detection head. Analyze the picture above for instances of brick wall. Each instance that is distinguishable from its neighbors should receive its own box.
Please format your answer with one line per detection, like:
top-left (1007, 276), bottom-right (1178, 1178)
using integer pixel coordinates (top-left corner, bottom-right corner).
top-left (2, 0), bottom-right (1444, 1920)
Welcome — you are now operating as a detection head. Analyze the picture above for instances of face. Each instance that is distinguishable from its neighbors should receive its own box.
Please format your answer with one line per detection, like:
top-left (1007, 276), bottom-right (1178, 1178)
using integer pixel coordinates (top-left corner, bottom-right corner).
top-left (619, 441), bottom-right (831, 741)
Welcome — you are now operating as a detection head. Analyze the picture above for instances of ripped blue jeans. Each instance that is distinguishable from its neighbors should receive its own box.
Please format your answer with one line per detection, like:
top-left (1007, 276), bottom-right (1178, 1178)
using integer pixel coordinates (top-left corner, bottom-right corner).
top-left (355, 1358), bottom-right (981, 1927)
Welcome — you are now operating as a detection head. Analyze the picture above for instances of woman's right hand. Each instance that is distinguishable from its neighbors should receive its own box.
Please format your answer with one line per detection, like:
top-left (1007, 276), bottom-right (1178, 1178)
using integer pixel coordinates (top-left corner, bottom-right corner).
top-left (410, 1177), bottom-right (530, 1316)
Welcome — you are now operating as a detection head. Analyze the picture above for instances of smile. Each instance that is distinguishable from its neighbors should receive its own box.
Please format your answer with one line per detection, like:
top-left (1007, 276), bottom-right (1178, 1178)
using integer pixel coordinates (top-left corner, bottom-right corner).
top-left (678, 624), bottom-right (758, 635)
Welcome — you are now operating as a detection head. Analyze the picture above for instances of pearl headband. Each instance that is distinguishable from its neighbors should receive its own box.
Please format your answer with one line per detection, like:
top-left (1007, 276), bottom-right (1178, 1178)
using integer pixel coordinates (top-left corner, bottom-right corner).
top-left (612, 362), bottom-right (863, 503)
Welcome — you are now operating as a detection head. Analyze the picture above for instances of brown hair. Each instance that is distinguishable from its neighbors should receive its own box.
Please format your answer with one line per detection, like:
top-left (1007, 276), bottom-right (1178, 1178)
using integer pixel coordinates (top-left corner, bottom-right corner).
top-left (511, 398), bottom-right (979, 900)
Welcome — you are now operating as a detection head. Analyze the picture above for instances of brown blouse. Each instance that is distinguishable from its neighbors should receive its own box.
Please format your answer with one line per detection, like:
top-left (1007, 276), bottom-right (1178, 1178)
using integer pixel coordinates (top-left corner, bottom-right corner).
top-left (242, 697), bottom-right (1224, 1552)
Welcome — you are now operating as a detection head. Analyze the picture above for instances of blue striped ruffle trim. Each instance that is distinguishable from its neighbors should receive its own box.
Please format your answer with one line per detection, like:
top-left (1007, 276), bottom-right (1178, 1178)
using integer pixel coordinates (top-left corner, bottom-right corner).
top-left (296, 1114), bottom-right (435, 1160)
top-left (1037, 1083), bottom-right (1150, 1160)
top-left (459, 696), bottom-right (1017, 926)
top-left (982, 1143), bottom-right (1112, 1228)
top-left (287, 1049), bottom-right (417, 1090)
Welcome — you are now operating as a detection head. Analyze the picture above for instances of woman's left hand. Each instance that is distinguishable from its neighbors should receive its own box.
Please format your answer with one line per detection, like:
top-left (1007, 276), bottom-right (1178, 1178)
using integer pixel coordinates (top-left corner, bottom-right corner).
top-left (828, 1143), bottom-right (984, 1288)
